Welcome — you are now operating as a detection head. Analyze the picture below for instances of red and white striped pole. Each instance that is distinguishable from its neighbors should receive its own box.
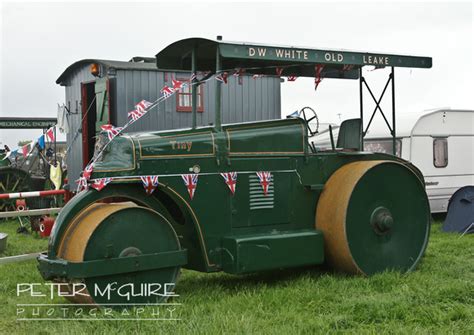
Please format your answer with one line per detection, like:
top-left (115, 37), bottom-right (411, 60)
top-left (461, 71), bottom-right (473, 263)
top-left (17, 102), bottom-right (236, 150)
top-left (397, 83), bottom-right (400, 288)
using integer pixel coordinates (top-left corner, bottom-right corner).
top-left (0, 189), bottom-right (66, 200)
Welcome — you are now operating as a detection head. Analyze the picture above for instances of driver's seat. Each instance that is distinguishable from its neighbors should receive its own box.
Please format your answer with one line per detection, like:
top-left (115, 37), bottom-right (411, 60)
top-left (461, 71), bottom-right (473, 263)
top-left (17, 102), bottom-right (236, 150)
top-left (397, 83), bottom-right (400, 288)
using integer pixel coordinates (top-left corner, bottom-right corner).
top-left (337, 118), bottom-right (362, 151)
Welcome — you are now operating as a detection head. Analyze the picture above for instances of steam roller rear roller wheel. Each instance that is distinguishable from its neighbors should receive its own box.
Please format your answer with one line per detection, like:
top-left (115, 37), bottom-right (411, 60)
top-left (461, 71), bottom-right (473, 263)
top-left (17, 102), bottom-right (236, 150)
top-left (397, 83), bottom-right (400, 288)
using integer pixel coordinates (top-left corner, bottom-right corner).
top-left (57, 202), bottom-right (181, 305)
top-left (316, 160), bottom-right (430, 275)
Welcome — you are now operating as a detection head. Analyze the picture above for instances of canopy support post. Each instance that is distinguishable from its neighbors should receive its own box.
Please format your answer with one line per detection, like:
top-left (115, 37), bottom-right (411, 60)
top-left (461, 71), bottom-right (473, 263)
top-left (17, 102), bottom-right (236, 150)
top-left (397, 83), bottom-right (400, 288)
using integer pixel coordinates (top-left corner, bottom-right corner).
top-left (214, 46), bottom-right (222, 131)
top-left (391, 67), bottom-right (396, 156)
top-left (191, 46), bottom-right (198, 129)
top-left (359, 68), bottom-right (364, 150)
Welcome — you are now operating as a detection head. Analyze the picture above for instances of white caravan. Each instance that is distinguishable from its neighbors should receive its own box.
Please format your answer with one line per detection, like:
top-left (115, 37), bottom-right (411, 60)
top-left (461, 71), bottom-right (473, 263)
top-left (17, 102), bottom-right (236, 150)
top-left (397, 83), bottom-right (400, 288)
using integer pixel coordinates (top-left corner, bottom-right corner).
top-left (311, 109), bottom-right (474, 213)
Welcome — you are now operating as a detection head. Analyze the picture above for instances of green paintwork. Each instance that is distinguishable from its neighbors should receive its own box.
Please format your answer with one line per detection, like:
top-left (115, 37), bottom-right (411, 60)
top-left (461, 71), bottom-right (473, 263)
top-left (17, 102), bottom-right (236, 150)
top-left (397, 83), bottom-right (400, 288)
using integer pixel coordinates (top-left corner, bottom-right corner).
top-left (137, 130), bottom-right (215, 159)
top-left (38, 249), bottom-right (187, 280)
top-left (0, 167), bottom-right (35, 211)
top-left (94, 78), bottom-right (110, 133)
top-left (94, 136), bottom-right (136, 172)
top-left (222, 230), bottom-right (324, 274)
top-left (156, 38), bottom-right (432, 78)
top-left (346, 162), bottom-right (430, 274)
top-left (336, 118), bottom-right (362, 150)
top-left (0, 153), bottom-right (9, 167)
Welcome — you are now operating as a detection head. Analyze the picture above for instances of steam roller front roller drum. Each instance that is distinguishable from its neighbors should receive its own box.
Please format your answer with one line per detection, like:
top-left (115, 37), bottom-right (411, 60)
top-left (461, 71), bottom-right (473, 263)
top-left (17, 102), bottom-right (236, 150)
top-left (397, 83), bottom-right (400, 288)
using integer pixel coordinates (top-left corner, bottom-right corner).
top-left (57, 202), bottom-right (181, 305)
top-left (316, 160), bottom-right (430, 275)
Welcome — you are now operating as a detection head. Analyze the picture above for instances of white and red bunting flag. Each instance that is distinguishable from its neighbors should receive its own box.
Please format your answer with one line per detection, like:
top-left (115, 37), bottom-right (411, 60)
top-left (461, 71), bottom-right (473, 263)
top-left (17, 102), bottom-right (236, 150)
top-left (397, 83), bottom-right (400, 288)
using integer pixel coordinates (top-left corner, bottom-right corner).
top-left (160, 85), bottom-right (175, 98)
top-left (76, 177), bottom-right (88, 192)
top-left (368, 65), bottom-right (385, 72)
top-left (287, 75), bottom-right (298, 82)
top-left (46, 127), bottom-right (55, 142)
top-left (181, 174), bottom-right (199, 200)
top-left (128, 109), bottom-right (146, 122)
top-left (256, 171), bottom-right (272, 196)
top-left (21, 143), bottom-right (30, 157)
top-left (215, 72), bottom-right (228, 84)
top-left (83, 164), bottom-right (94, 180)
top-left (172, 79), bottom-right (185, 91)
top-left (252, 74), bottom-right (264, 79)
top-left (275, 67), bottom-right (284, 76)
top-left (314, 64), bottom-right (325, 91)
top-left (220, 172), bottom-right (238, 195)
top-left (101, 124), bottom-right (123, 140)
top-left (140, 175), bottom-right (159, 195)
top-left (91, 178), bottom-right (112, 191)
top-left (136, 99), bottom-right (153, 112)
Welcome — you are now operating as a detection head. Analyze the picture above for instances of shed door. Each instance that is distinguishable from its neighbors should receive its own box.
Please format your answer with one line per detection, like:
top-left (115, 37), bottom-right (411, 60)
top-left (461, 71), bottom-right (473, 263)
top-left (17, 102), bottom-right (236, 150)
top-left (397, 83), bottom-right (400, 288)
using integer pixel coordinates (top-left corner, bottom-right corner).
top-left (94, 78), bottom-right (112, 132)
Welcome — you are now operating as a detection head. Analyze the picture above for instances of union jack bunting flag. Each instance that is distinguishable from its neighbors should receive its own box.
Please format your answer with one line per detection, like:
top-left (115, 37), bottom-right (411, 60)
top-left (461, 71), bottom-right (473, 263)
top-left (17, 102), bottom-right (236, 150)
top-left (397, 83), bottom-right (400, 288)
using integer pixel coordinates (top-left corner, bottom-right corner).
top-left (140, 175), bottom-right (159, 195)
top-left (76, 177), bottom-right (88, 192)
top-left (275, 67), bottom-right (284, 76)
top-left (342, 64), bottom-right (354, 72)
top-left (135, 100), bottom-right (153, 112)
top-left (215, 72), bottom-right (228, 84)
top-left (256, 171), bottom-right (272, 196)
top-left (233, 68), bottom-right (245, 85)
top-left (172, 79), bottom-right (185, 91)
top-left (314, 64), bottom-right (325, 91)
top-left (220, 172), bottom-right (238, 195)
top-left (233, 68), bottom-right (245, 77)
top-left (83, 164), bottom-right (94, 180)
top-left (181, 174), bottom-right (199, 200)
top-left (128, 109), bottom-right (146, 122)
top-left (160, 85), bottom-right (175, 98)
top-left (101, 124), bottom-right (123, 140)
top-left (287, 75), bottom-right (298, 82)
top-left (91, 178), bottom-right (112, 192)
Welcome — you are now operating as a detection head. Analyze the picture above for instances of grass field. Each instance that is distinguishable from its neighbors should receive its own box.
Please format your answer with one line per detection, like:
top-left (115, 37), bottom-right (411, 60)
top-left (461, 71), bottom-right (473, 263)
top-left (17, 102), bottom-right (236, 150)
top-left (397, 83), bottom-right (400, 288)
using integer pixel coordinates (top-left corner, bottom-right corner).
top-left (0, 217), bottom-right (473, 334)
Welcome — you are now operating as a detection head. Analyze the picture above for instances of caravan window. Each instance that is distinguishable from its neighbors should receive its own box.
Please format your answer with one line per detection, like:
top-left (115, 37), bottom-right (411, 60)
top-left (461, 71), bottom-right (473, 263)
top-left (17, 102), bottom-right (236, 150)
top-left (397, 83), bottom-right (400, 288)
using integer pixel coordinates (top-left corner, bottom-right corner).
top-left (364, 139), bottom-right (402, 157)
top-left (433, 138), bottom-right (448, 168)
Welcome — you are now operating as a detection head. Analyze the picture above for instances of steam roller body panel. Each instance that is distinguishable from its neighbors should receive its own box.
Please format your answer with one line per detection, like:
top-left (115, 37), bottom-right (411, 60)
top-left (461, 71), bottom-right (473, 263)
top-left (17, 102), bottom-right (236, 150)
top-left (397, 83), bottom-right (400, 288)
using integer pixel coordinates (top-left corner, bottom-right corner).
top-left (37, 118), bottom-right (430, 305)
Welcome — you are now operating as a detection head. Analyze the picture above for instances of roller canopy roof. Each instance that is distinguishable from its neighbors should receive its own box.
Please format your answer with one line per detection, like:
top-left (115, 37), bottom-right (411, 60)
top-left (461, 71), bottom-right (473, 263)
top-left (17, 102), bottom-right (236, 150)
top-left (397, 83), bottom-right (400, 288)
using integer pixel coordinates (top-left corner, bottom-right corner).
top-left (156, 38), bottom-right (432, 80)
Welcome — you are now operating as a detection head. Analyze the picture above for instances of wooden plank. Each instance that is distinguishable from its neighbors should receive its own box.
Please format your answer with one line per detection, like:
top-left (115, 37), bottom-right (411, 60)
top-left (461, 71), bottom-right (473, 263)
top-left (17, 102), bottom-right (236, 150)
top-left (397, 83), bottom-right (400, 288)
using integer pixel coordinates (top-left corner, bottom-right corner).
top-left (0, 208), bottom-right (61, 218)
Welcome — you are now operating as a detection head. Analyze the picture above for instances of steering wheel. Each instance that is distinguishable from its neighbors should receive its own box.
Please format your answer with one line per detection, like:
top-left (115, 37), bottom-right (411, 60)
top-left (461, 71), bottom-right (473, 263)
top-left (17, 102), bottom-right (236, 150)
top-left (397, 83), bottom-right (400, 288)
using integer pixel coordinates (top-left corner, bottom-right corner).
top-left (298, 106), bottom-right (319, 136)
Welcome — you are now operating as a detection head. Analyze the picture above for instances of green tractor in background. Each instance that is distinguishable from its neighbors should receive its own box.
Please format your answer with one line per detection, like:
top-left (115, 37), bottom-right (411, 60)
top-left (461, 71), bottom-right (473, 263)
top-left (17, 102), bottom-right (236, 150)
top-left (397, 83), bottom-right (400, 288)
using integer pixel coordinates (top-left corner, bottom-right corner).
top-left (38, 38), bottom-right (432, 305)
top-left (0, 148), bottom-right (38, 212)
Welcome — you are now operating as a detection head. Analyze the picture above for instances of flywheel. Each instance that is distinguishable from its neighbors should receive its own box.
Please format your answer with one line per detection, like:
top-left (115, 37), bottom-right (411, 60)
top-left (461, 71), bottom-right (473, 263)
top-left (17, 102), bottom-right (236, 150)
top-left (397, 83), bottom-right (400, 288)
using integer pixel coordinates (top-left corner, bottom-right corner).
top-left (316, 160), bottom-right (430, 275)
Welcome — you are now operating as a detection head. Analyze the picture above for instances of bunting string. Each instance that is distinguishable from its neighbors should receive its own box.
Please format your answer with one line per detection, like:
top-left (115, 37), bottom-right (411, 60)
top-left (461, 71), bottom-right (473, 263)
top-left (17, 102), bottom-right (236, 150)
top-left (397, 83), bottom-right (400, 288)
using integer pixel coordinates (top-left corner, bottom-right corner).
top-left (75, 61), bottom-right (361, 191)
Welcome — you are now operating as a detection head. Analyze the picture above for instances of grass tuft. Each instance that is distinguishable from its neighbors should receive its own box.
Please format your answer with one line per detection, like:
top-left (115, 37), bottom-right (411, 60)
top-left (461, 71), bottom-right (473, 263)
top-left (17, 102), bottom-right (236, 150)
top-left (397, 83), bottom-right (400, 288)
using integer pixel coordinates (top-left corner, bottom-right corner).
top-left (0, 218), bottom-right (472, 334)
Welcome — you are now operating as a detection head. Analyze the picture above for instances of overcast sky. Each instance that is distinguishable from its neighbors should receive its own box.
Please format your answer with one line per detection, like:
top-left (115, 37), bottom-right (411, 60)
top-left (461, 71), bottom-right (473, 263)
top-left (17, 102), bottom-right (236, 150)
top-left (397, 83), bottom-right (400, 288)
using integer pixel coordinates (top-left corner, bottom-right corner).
top-left (0, 1), bottom-right (472, 147)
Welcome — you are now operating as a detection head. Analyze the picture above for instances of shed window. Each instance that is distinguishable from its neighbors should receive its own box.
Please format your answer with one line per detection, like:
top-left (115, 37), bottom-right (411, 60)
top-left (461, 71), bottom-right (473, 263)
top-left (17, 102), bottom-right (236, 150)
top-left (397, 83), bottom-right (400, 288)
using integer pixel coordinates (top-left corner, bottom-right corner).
top-left (176, 80), bottom-right (204, 112)
top-left (433, 138), bottom-right (448, 168)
